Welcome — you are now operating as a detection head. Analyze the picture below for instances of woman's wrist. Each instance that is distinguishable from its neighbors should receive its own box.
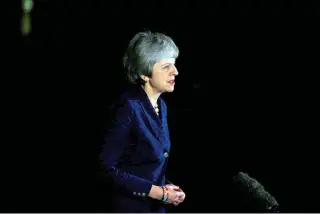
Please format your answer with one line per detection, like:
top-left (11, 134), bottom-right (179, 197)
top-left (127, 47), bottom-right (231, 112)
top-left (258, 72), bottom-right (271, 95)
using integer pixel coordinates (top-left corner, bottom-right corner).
top-left (148, 185), bottom-right (163, 200)
top-left (161, 186), bottom-right (169, 203)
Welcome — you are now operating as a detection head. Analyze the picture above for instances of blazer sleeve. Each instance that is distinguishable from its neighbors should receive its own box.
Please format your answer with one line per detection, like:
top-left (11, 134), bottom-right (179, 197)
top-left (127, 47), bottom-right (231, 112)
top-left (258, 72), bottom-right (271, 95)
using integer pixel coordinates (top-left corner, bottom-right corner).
top-left (99, 98), bottom-right (153, 197)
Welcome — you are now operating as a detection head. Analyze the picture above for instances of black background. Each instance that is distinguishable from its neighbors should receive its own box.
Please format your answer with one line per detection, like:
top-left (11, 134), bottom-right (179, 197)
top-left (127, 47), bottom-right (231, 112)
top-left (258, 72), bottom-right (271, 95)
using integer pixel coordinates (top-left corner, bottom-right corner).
top-left (4, 0), bottom-right (319, 212)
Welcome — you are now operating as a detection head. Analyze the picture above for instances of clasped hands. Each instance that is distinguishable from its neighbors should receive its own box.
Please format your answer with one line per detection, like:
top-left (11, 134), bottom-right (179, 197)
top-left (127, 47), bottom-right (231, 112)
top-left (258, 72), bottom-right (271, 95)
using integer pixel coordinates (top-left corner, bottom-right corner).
top-left (164, 184), bottom-right (186, 206)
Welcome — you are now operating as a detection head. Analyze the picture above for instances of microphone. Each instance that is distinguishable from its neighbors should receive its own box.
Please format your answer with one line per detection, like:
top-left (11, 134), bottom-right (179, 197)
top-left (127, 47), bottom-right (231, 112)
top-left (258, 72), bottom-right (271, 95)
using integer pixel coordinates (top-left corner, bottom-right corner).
top-left (21, 0), bottom-right (34, 36)
top-left (233, 172), bottom-right (279, 212)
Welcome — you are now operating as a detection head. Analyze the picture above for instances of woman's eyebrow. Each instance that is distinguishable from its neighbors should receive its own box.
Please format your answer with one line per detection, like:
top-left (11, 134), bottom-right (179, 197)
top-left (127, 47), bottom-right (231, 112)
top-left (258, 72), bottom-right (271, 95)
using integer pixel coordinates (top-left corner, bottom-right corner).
top-left (161, 62), bottom-right (175, 67)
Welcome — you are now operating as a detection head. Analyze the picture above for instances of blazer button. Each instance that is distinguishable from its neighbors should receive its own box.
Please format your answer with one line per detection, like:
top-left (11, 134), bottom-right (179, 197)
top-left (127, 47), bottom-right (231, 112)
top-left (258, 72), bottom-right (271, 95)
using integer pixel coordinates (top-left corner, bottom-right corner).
top-left (164, 152), bottom-right (169, 158)
top-left (133, 192), bottom-right (136, 195)
top-left (142, 193), bottom-right (146, 197)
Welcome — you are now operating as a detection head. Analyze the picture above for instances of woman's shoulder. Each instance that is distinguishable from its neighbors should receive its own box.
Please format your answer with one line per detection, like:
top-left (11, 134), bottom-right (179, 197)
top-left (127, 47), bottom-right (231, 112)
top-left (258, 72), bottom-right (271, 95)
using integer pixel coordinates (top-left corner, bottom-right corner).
top-left (108, 95), bottom-right (132, 113)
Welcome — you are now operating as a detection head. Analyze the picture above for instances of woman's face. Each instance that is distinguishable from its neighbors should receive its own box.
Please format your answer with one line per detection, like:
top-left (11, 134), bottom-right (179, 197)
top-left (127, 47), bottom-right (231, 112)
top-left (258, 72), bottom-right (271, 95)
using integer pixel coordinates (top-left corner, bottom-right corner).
top-left (147, 58), bottom-right (179, 93)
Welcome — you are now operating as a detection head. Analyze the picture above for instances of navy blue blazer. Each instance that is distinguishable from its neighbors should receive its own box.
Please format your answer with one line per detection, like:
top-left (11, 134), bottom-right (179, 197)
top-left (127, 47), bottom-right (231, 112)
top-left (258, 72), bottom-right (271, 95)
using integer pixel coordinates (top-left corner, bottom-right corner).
top-left (99, 85), bottom-right (172, 212)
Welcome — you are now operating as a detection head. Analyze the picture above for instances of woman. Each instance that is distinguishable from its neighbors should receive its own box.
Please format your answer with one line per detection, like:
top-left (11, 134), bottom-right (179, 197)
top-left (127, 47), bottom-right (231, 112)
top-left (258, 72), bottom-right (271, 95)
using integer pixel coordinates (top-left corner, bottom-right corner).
top-left (99, 31), bottom-right (186, 212)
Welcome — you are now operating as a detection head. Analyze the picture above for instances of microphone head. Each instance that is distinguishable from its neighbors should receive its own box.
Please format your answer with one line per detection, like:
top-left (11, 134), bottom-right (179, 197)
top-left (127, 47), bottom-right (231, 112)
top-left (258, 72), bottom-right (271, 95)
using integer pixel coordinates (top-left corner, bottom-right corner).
top-left (22, 0), bottom-right (34, 13)
top-left (233, 172), bottom-right (279, 212)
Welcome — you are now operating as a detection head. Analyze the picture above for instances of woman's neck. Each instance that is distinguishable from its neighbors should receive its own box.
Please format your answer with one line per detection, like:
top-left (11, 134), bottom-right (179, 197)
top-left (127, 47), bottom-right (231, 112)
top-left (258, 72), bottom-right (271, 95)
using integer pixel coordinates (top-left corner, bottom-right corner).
top-left (141, 84), bottom-right (161, 106)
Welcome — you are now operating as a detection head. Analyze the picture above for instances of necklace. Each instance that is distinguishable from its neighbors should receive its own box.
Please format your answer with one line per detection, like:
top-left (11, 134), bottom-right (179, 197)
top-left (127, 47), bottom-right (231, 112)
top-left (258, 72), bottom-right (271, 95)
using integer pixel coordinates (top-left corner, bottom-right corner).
top-left (154, 104), bottom-right (159, 115)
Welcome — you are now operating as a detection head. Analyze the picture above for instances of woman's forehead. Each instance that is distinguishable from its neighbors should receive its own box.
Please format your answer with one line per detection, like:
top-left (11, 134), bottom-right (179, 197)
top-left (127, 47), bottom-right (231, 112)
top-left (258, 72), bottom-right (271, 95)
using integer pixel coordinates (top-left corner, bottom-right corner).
top-left (157, 58), bottom-right (176, 65)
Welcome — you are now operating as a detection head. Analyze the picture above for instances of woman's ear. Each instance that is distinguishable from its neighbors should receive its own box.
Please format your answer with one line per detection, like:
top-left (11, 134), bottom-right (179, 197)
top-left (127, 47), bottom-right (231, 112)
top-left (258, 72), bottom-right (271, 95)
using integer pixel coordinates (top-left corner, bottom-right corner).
top-left (140, 75), bottom-right (149, 82)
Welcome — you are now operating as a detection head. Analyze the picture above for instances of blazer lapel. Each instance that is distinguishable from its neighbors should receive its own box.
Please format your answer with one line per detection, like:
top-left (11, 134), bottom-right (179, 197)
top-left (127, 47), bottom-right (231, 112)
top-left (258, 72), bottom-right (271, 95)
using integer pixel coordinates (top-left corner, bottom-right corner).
top-left (135, 86), bottom-right (170, 151)
top-left (158, 99), bottom-right (171, 151)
